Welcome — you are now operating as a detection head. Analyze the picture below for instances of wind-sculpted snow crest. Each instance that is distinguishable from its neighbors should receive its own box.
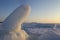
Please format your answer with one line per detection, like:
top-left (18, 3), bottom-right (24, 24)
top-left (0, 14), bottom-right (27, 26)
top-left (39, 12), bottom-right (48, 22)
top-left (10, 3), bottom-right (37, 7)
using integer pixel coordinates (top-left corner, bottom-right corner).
top-left (0, 4), bottom-right (31, 40)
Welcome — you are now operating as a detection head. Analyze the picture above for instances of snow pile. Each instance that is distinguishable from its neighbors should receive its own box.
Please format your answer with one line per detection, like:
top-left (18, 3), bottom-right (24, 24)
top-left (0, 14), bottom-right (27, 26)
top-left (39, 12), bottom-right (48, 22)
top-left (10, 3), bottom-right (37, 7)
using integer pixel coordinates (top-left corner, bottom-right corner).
top-left (0, 4), bottom-right (31, 40)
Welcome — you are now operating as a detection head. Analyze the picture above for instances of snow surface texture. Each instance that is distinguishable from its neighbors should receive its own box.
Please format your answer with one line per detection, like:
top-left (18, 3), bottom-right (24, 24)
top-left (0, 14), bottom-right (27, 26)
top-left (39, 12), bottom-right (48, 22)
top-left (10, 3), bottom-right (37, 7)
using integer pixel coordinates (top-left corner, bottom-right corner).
top-left (0, 4), bottom-right (31, 40)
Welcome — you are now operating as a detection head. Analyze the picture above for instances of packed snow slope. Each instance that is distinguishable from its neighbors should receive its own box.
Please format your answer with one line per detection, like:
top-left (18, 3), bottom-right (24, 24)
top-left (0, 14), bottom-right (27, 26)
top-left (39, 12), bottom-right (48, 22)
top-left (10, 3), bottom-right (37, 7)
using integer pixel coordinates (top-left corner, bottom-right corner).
top-left (0, 4), bottom-right (31, 40)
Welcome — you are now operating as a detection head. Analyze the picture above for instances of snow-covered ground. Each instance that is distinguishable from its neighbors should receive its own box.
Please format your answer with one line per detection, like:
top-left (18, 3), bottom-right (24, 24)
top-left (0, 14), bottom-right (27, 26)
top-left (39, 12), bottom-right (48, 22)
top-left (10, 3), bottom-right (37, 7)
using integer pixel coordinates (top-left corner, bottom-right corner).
top-left (23, 26), bottom-right (60, 40)
top-left (26, 28), bottom-right (51, 34)
top-left (1, 23), bottom-right (60, 40)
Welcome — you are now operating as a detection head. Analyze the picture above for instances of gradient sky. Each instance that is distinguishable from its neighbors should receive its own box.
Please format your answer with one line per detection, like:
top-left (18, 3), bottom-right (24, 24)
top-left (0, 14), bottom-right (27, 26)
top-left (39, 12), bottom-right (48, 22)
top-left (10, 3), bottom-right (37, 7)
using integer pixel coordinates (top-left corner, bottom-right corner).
top-left (0, 0), bottom-right (60, 23)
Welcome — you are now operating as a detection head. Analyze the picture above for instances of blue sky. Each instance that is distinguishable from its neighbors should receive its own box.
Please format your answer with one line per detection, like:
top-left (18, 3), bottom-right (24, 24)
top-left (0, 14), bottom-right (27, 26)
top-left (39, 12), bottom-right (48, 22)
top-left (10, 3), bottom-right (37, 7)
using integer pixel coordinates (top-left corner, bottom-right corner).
top-left (0, 0), bottom-right (60, 23)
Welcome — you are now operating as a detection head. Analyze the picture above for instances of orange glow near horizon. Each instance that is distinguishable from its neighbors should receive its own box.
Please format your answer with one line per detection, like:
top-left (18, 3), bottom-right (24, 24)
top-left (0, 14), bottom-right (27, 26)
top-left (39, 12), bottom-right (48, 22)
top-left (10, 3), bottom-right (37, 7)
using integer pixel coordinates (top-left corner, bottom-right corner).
top-left (26, 18), bottom-right (60, 23)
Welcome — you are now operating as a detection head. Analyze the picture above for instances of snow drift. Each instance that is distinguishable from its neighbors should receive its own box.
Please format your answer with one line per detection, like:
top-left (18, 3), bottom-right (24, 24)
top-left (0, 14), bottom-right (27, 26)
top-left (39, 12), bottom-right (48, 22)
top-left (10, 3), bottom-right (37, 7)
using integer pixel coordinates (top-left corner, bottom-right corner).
top-left (0, 4), bottom-right (31, 40)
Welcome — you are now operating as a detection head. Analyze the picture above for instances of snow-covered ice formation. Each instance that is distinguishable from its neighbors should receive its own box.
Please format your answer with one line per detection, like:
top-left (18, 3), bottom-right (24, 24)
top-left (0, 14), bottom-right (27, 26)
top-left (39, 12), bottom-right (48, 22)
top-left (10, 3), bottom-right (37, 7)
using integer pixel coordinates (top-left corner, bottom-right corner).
top-left (0, 4), bottom-right (31, 40)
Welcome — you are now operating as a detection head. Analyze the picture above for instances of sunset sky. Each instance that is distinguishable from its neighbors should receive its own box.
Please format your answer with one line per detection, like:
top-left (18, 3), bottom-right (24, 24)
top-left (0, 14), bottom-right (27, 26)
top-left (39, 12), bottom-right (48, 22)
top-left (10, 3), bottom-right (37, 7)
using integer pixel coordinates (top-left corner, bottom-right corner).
top-left (0, 0), bottom-right (60, 23)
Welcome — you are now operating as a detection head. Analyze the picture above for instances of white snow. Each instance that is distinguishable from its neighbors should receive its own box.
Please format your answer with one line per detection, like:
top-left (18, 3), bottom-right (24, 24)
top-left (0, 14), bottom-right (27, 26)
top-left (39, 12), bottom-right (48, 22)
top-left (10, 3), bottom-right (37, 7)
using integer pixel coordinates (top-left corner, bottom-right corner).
top-left (0, 4), bottom-right (31, 40)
